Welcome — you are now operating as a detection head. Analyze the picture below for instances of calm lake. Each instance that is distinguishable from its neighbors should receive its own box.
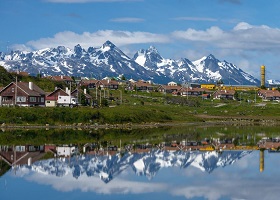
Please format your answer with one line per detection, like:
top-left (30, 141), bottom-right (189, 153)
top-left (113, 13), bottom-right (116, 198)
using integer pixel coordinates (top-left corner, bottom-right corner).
top-left (1, 125), bottom-right (280, 200)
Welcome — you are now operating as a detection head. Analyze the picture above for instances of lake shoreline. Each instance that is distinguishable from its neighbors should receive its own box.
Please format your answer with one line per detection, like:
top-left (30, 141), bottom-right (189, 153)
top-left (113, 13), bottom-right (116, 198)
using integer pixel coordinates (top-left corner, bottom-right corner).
top-left (2, 116), bottom-right (280, 130)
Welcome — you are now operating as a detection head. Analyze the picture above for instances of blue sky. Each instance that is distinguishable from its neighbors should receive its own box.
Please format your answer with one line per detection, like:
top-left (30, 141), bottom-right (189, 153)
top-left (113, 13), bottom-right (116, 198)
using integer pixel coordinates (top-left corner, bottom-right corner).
top-left (1, 0), bottom-right (280, 80)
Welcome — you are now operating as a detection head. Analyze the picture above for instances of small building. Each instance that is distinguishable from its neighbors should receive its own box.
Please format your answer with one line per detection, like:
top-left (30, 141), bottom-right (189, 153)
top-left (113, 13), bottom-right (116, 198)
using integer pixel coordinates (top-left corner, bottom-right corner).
top-left (48, 75), bottom-right (74, 85)
top-left (167, 81), bottom-right (177, 86)
top-left (80, 79), bottom-right (99, 89)
top-left (258, 89), bottom-right (280, 101)
top-left (158, 85), bottom-right (182, 93)
top-left (174, 87), bottom-right (208, 97)
top-left (127, 80), bottom-right (155, 92)
top-left (71, 88), bottom-right (92, 106)
top-left (201, 84), bottom-right (216, 90)
top-left (45, 88), bottom-right (69, 107)
top-left (220, 85), bottom-right (259, 91)
top-left (99, 79), bottom-right (119, 90)
top-left (0, 82), bottom-right (45, 107)
top-left (56, 146), bottom-right (77, 157)
top-left (212, 90), bottom-right (235, 100)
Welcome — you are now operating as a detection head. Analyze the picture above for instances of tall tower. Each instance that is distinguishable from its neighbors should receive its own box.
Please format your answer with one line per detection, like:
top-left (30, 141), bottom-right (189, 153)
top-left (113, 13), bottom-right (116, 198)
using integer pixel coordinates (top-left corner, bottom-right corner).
top-left (260, 150), bottom-right (264, 172)
top-left (261, 65), bottom-right (265, 87)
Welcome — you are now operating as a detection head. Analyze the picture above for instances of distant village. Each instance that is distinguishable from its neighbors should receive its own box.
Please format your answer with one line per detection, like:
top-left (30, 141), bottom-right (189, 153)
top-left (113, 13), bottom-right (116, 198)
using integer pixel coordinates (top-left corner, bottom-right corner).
top-left (0, 70), bottom-right (280, 107)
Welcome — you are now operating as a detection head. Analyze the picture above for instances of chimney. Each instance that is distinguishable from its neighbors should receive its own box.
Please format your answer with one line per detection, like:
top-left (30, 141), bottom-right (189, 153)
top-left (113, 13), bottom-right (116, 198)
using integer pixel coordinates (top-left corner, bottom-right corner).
top-left (29, 82), bottom-right (33, 90)
top-left (61, 75), bottom-right (63, 80)
top-left (66, 87), bottom-right (69, 94)
top-left (84, 88), bottom-right (87, 95)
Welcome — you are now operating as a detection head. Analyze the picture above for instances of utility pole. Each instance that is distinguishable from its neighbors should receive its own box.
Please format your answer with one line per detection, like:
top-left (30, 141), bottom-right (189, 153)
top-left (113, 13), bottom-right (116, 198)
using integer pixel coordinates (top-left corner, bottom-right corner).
top-left (14, 75), bottom-right (17, 107)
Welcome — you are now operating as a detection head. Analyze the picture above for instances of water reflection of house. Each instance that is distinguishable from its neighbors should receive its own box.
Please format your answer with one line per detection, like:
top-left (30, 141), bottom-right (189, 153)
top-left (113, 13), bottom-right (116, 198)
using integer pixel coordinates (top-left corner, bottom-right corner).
top-left (0, 145), bottom-right (45, 167)
top-left (57, 146), bottom-right (77, 157)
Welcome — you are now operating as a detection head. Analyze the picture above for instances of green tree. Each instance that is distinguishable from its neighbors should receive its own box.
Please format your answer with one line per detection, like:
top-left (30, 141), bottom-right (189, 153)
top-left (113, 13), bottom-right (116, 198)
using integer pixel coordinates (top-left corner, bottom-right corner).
top-left (80, 93), bottom-right (87, 106)
top-left (121, 75), bottom-right (126, 80)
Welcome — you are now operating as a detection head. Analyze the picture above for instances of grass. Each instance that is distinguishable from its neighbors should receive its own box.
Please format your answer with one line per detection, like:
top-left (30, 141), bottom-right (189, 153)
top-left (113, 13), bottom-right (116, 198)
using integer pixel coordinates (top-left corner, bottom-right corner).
top-left (0, 90), bottom-right (280, 126)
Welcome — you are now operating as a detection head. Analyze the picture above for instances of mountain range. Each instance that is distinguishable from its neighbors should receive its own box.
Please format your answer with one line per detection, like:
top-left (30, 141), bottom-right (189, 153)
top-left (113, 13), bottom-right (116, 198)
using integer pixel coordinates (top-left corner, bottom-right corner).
top-left (16, 150), bottom-right (251, 183)
top-left (0, 41), bottom-right (261, 85)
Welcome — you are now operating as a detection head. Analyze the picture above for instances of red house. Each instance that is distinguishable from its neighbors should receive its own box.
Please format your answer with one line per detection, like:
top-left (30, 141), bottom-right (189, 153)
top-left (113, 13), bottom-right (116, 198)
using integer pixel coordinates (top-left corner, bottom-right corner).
top-left (0, 82), bottom-right (45, 107)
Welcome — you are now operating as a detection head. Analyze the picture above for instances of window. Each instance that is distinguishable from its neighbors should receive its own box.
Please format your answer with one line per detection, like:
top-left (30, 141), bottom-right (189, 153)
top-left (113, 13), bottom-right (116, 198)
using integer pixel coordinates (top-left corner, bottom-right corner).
top-left (12, 88), bottom-right (14, 93)
top-left (30, 97), bottom-right (36, 102)
top-left (41, 97), bottom-right (44, 103)
top-left (47, 101), bottom-right (50, 103)
top-left (16, 96), bottom-right (26, 102)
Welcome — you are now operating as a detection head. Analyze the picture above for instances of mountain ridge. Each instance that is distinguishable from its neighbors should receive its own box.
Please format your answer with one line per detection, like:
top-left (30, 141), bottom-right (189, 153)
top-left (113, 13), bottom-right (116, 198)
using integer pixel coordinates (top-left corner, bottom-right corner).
top-left (0, 41), bottom-right (260, 85)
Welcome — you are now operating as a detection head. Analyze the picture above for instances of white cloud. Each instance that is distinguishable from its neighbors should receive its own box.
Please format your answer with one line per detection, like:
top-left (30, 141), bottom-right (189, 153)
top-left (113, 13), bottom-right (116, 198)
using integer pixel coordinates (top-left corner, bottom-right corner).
top-left (24, 173), bottom-right (167, 194)
top-left (172, 22), bottom-right (280, 51)
top-left (110, 18), bottom-right (145, 23)
top-left (16, 30), bottom-right (170, 51)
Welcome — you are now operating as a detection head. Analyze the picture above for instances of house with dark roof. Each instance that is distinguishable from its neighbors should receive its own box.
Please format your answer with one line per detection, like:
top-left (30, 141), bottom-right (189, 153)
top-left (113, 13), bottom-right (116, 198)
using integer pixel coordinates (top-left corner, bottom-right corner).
top-left (127, 80), bottom-right (155, 92)
top-left (158, 85), bottom-right (182, 94)
top-left (45, 88), bottom-right (69, 107)
top-left (99, 79), bottom-right (119, 90)
top-left (258, 89), bottom-right (280, 101)
top-left (212, 90), bottom-right (235, 100)
top-left (71, 88), bottom-right (92, 106)
top-left (48, 75), bottom-right (74, 85)
top-left (80, 79), bottom-right (99, 89)
top-left (0, 82), bottom-right (45, 107)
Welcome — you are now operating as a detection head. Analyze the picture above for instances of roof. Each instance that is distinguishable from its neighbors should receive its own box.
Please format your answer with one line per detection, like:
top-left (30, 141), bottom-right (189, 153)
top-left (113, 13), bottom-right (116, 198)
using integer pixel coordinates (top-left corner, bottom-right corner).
top-left (259, 89), bottom-right (280, 97)
top-left (81, 79), bottom-right (99, 86)
top-left (216, 89), bottom-right (235, 95)
top-left (134, 81), bottom-right (154, 87)
top-left (0, 82), bottom-right (45, 96)
top-left (16, 82), bottom-right (45, 96)
top-left (100, 80), bottom-right (119, 86)
top-left (159, 85), bottom-right (181, 90)
top-left (46, 88), bottom-right (69, 100)
top-left (71, 89), bottom-right (92, 99)
top-left (50, 75), bottom-right (73, 82)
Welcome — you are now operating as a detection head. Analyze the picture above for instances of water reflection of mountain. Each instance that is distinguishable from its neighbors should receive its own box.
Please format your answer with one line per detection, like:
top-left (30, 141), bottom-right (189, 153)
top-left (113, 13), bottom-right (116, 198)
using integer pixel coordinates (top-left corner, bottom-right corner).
top-left (17, 150), bottom-right (251, 183)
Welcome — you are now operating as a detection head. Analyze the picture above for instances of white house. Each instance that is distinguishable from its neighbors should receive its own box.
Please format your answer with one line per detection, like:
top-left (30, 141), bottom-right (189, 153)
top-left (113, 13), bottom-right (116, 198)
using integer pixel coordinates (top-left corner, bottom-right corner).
top-left (56, 146), bottom-right (77, 157)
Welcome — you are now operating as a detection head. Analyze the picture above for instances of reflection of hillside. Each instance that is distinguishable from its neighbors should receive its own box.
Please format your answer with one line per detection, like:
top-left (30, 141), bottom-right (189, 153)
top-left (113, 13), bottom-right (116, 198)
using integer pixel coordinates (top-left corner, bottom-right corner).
top-left (15, 150), bottom-right (251, 183)
top-left (0, 160), bottom-right (11, 177)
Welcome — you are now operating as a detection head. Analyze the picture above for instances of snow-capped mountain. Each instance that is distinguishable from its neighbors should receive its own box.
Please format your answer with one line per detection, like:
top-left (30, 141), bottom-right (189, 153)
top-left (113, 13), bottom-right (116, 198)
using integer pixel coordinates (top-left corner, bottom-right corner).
top-left (0, 41), bottom-right (260, 84)
top-left (267, 79), bottom-right (280, 85)
top-left (15, 150), bottom-right (251, 183)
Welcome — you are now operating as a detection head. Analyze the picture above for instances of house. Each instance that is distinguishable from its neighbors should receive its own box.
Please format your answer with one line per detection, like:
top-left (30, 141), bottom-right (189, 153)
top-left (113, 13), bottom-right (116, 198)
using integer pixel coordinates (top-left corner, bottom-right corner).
top-left (99, 79), bottom-right (119, 90)
top-left (80, 79), bottom-right (99, 89)
top-left (127, 80), bottom-right (155, 91)
top-left (48, 75), bottom-right (74, 85)
top-left (0, 145), bottom-right (45, 167)
top-left (45, 88), bottom-right (69, 107)
top-left (56, 146), bottom-right (77, 157)
top-left (212, 90), bottom-right (235, 100)
top-left (0, 82), bottom-right (45, 107)
top-left (258, 89), bottom-right (280, 101)
top-left (167, 81), bottom-right (177, 86)
top-left (81, 79), bottom-right (119, 90)
top-left (71, 88), bottom-right (92, 106)
top-left (174, 87), bottom-right (207, 97)
top-left (201, 83), bottom-right (216, 90)
top-left (220, 85), bottom-right (259, 91)
top-left (158, 85), bottom-right (182, 94)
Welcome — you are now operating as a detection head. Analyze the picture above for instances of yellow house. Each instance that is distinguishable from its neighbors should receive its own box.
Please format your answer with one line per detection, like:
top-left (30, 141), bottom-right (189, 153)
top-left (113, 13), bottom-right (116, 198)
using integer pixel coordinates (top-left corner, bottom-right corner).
top-left (201, 84), bottom-right (216, 90)
top-left (220, 85), bottom-right (259, 91)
